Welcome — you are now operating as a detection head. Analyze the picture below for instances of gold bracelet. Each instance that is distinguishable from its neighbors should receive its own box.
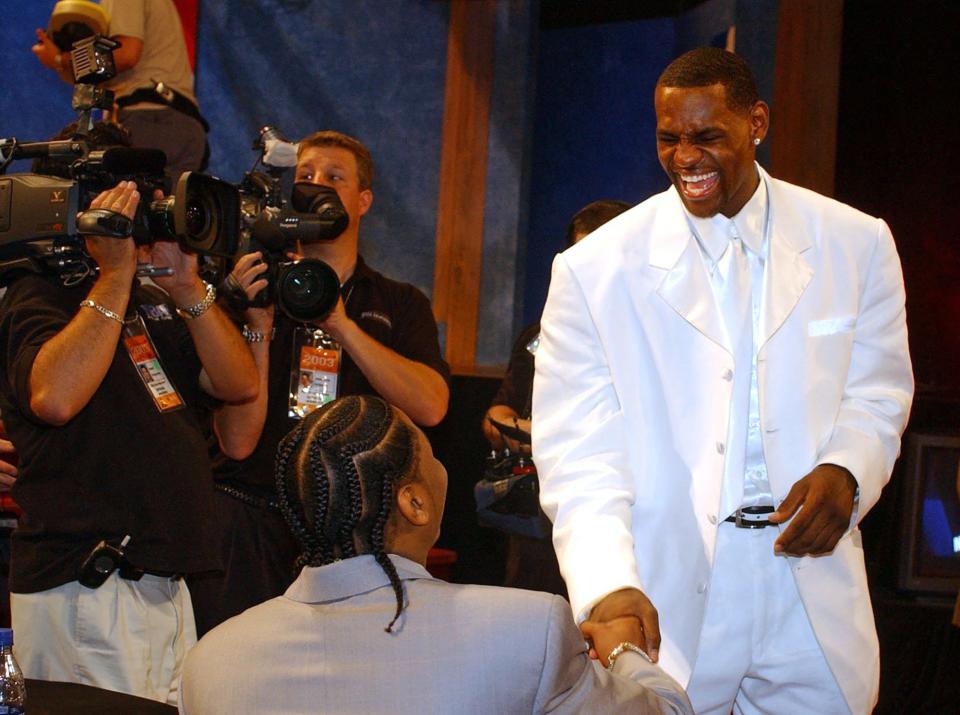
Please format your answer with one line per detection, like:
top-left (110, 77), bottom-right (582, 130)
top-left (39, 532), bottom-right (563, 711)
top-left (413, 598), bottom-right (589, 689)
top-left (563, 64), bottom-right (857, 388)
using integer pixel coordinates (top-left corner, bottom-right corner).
top-left (606, 642), bottom-right (652, 670)
top-left (79, 299), bottom-right (124, 325)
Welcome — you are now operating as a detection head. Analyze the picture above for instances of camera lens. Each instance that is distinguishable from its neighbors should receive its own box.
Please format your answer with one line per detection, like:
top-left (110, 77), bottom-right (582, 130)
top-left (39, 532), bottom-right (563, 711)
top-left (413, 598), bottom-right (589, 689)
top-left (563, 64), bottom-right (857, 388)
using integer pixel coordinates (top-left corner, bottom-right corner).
top-left (184, 197), bottom-right (210, 238)
top-left (276, 259), bottom-right (340, 322)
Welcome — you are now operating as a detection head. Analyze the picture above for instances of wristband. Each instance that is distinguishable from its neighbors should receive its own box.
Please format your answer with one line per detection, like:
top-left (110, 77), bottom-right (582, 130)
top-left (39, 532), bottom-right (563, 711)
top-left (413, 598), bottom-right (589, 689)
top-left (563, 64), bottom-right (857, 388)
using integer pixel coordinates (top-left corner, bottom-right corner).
top-left (606, 641), bottom-right (652, 670)
top-left (176, 282), bottom-right (216, 320)
top-left (79, 299), bottom-right (124, 325)
top-left (242, 325), bottom-right (275, 343)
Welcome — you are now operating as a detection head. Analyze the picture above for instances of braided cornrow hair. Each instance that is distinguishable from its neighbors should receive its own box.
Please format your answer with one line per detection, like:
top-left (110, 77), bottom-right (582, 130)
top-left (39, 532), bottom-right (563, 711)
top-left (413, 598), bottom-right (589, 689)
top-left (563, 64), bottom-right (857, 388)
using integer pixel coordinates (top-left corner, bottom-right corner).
top-left (275, 395), bottom-right (418, 633)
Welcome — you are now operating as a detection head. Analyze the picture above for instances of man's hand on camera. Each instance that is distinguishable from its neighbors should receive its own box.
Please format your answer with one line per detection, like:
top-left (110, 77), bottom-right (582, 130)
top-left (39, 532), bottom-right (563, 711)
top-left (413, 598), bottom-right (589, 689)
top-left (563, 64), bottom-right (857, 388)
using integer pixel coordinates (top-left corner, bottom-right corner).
top-left (144, 240), bottom-right (206, 308)
top-left (483, 405), bottom-right (530, 453)
top-left (229, 252), bottom-right (274, 332)
top-left (312, 296), bottom-right (352, 342)
top-left (84, 181), bottom-right (140, 281)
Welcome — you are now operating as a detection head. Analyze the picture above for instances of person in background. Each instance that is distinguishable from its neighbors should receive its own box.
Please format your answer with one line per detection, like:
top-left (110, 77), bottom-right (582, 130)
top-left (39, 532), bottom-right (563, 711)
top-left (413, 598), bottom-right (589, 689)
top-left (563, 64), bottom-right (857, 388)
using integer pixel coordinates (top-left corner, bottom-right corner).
top-left (179, 395), bottom-right (693, 715)
top-left (33, 0), bottom-right (207, 183)
top-left (482, 200), bottom-right (630, 595)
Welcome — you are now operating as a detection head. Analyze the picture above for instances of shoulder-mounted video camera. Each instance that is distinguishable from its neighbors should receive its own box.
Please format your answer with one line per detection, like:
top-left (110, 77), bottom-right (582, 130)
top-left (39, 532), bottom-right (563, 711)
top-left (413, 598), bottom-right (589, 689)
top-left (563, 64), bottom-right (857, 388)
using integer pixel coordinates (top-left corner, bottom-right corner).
top-left (223, 126), bottom-right (349, 322)
top-left (0, 34), bottom-right (240, 286)
top-left (1, 26), bottom-right (348, 320)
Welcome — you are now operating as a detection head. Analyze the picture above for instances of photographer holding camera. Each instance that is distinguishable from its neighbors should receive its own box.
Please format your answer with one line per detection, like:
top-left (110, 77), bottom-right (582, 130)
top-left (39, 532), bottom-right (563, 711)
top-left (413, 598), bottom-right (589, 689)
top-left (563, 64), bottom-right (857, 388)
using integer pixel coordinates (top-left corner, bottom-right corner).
top-left (0, 179), bottom-right (258, 704)
top-left (33, 0), bottom-right (207, 183)
top-left (187, 130), bottom-right (450, 635)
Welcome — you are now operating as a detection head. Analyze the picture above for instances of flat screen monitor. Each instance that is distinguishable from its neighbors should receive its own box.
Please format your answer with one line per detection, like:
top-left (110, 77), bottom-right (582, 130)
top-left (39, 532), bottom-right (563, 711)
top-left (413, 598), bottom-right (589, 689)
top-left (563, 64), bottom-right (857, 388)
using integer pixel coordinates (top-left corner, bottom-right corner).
top-left (898, 433), bottom-right (960, 594)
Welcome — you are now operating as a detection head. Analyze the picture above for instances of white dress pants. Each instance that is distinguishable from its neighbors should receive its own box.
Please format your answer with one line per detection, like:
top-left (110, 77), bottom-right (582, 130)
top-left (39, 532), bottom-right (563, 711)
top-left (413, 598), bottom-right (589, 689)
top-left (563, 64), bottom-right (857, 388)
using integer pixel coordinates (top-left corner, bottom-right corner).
top-left (686, 522), bottom-right (850, 715)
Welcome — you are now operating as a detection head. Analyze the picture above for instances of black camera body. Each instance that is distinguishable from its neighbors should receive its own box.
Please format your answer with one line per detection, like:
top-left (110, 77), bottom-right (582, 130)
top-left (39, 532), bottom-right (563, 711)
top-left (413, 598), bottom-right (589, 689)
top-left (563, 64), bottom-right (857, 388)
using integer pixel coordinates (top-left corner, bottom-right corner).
top-left (0, 160), bottom-right (242, 285)
top-left (227, 144), bottom-right (350, 322)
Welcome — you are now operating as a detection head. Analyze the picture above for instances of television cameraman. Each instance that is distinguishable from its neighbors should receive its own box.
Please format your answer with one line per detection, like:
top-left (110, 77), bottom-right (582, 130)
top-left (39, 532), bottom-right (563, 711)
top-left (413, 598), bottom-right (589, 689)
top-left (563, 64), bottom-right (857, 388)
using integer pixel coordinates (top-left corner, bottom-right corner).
top-left (32, 0), bottom-right (208, 183)
top-left (186, 130), bottom-right (451, 635)
top-left (0, 179), bottom-right (258, 704)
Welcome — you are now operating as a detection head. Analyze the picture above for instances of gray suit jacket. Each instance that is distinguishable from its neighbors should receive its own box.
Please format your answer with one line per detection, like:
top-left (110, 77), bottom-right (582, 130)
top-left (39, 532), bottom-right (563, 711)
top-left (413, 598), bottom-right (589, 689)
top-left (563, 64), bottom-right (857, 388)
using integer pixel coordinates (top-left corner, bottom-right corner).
top-left (179, 554), bottom-right (691, 714)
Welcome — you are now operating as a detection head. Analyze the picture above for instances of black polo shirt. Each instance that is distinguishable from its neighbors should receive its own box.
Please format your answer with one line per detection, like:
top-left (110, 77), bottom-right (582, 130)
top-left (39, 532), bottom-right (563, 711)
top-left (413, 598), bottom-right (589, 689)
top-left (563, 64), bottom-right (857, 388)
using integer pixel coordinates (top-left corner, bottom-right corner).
top-left (0, 273), bottom-right (221, 593)
top-left (213, 255), bottom-right (450, 491)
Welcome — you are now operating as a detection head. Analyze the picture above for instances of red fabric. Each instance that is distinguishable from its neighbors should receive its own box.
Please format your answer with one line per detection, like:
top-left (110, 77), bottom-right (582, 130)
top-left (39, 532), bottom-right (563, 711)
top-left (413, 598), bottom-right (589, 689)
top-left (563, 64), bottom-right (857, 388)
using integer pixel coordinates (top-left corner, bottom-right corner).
top-left (172, 0), bottom-right (199, 70)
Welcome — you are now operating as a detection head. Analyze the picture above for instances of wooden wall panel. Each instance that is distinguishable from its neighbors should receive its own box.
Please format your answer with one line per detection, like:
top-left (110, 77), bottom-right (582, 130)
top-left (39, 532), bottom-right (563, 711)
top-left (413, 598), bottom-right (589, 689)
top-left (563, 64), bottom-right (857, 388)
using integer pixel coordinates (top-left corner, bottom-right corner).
top-left (770, 0), bottom-right (844, 197)
top-left (433, 0), bottom-right (496, 375)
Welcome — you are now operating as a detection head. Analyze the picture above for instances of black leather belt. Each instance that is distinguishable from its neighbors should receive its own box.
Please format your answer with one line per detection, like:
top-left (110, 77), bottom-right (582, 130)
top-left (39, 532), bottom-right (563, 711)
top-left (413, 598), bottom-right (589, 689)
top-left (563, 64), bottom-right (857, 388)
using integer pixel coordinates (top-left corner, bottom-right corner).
top-left (118, 561), bottom-right (182, 581)
top-left (724, 505), bottom-right (775, 528)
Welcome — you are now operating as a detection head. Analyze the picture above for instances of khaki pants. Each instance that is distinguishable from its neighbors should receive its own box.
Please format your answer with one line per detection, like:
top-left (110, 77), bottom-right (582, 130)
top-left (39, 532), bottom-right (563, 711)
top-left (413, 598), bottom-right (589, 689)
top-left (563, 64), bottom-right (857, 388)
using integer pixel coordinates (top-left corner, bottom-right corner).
top-left (11, 572), bottom-right (196, 705)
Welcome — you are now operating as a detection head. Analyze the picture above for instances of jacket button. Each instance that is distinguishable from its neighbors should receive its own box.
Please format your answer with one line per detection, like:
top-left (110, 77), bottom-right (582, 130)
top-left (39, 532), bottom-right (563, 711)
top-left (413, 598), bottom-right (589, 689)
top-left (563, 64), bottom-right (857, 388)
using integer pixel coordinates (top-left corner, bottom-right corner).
top-left (708, 514), bottom-right (717, 525)
top-left (697, 583), bottom-right (707, 594)
top-left (722, 368), bottom-right (733, 381)
top-left (716, 442), bottom-right (725, 454)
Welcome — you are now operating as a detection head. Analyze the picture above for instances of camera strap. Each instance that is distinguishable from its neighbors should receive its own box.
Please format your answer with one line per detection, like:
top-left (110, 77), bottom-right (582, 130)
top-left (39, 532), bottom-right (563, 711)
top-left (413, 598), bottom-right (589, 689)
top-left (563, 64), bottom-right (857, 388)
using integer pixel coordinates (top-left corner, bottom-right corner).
top-left (76, 209), bottom-right (134, 238)
top-left (122, 313), bottom-right (185, 413)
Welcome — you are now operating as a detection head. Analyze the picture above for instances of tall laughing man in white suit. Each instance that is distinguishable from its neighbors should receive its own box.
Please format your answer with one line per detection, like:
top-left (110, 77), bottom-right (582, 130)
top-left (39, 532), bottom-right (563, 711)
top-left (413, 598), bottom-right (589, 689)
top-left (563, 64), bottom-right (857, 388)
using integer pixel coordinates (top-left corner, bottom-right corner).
top-left (533, 48), bottom-right (913, 715)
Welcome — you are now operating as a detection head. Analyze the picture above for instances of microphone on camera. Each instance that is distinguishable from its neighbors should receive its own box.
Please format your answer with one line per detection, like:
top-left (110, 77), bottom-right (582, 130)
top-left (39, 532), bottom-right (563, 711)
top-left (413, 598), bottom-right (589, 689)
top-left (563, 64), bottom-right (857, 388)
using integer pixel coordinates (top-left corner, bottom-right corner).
top-left (4, 139), bottom-right (86, 161)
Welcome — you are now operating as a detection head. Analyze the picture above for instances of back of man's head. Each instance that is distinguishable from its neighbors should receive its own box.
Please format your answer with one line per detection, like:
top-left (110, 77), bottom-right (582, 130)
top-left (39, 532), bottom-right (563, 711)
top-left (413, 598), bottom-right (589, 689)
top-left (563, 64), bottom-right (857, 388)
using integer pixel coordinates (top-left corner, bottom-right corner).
top-left (297, 130), bottom-right (375, 191)
top-left (657, 47), bottom-right (759, 112)
top-left (275, 395), bottom-right (419, 631)
top-left (31, 120), bottom-right (132, 178)
top-left (565, 199), bottom-right (632, 247)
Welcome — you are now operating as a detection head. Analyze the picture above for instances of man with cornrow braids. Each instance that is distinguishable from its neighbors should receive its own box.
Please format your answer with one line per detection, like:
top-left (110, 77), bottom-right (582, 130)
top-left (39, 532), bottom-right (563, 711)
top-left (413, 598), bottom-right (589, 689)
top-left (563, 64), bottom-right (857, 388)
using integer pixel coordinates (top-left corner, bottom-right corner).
top-left (178, 396), bottom-right (693, 715)
top-left (186, 129), bottom-right (450, 636)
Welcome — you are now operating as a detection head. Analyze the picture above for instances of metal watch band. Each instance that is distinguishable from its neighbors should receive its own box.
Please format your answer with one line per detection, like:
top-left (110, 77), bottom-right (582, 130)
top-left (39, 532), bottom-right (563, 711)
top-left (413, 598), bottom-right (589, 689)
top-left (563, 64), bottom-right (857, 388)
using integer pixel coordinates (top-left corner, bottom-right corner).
top-left (176, 282), bottom-right (216, 320)
top-left (241, 325), bottom-right (276, 343)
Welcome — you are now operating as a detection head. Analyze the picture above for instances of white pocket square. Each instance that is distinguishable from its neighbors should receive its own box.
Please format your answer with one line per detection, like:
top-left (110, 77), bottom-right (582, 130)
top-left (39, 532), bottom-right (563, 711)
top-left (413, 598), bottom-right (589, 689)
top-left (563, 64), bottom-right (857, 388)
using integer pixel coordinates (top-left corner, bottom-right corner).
top-left (808, 315), bottom-right (856, 336)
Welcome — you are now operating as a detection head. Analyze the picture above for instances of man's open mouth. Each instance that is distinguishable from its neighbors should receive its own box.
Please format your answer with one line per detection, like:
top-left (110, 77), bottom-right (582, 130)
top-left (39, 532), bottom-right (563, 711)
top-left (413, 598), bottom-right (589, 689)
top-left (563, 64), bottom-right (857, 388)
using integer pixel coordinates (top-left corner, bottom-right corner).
top-left (679, 171), bottom-right (719, 198)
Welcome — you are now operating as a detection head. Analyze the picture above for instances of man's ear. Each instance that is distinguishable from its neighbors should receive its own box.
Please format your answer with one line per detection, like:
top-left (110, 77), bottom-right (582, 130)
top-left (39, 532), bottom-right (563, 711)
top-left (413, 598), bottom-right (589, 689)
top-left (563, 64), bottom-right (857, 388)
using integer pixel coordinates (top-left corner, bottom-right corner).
top-left (358, 189), bottom-right (373, 218)
top-left (395, 482), bottom-right (430, 527)
top-left (749, 100), bottom-right (770, 145)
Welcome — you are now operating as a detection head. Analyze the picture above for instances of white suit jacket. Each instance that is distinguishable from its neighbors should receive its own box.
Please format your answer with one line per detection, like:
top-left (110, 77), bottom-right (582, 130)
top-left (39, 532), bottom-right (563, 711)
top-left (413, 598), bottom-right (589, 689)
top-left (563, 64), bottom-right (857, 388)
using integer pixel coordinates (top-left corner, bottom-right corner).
top-left (179, 554), bottom-right (692, 715)
top-left (532, 167), bottom-right (913, 715)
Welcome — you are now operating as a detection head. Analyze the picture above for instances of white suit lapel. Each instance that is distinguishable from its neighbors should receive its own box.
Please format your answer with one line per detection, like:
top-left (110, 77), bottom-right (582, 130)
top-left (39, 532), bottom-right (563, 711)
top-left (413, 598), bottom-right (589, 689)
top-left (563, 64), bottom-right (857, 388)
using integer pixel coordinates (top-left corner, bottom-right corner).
top-left (758, 170), bottom-right (814, 350)
top-left (652, 188), bottom-right (729, 352)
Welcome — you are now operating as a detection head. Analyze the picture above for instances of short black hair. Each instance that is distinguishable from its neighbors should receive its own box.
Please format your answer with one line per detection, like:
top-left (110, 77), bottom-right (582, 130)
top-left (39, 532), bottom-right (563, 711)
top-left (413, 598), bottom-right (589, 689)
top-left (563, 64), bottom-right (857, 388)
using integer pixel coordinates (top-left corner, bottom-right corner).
top-left (657, 47), bottom-right (759, 113)
top-left (565, 199), bottom-right (631, 247)
top-left (275, 395), bottom-right (419, 633)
